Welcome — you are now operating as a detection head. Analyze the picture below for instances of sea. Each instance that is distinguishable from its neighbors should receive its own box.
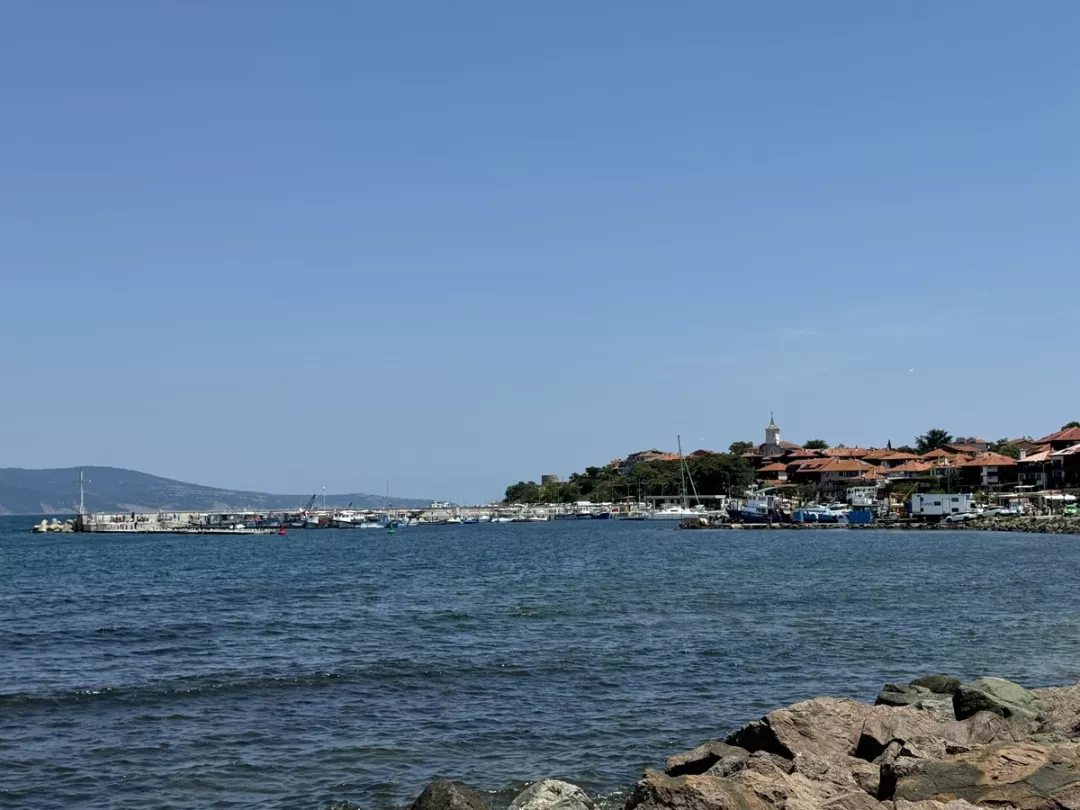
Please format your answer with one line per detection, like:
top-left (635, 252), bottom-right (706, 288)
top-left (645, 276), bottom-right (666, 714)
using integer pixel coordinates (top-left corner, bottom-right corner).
top-left (2, 517), bottom-right (1080, 810)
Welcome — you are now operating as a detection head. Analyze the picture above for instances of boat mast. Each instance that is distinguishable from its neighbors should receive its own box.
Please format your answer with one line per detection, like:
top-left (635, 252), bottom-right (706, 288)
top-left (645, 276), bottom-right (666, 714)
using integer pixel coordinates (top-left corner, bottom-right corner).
top-left (74, 470), bottom-right (90, 516)
top-left (677, 435), bottom-right (688, 508)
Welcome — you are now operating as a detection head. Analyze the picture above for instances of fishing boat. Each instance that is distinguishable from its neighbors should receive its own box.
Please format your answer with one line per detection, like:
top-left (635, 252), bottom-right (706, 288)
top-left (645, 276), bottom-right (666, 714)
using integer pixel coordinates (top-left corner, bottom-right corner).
top-left (728, 490), bottom-right (790, 524)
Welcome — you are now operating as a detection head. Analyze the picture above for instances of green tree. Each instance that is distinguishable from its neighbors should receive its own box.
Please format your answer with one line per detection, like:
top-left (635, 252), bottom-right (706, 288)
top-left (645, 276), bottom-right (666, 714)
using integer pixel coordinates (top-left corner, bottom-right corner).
top-left (915, 429), bottom-right (953, 454)
top-left (686, 453), bottom-right (754, 498)
top-left (1064, 421), bottom-right (1080, 429)
top-left (504, 481), bottom-right (541, 503)
top-left (990, 438), bottom-right (1021, 459)
top-left (803, 439), bottom-right (829, 450)
top-left (728, 441), bottom-right (754, 456)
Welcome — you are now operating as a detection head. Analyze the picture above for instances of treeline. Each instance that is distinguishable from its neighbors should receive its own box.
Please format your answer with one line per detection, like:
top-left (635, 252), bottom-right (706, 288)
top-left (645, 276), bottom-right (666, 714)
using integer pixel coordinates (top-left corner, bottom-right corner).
top-left (503, 453), bottom-right (754, 504)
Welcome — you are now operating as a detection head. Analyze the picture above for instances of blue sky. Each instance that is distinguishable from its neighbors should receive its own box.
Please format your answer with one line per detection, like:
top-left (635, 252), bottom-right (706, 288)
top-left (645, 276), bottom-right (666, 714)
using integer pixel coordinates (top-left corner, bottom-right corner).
top-left (2, 2), bottom-right (1079, 502)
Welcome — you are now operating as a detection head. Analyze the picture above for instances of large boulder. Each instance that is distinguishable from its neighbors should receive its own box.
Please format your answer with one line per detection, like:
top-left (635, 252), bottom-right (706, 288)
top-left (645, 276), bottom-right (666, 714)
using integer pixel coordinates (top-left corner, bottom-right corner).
top-left (623, 769), bottom-right (770, 810)
top-left (875, 685), bottom-right (955, 720)
top-left (790, 753), bottom-right (881, 797)
top-left (892, 742), bottom-right (1080, 808)
top-left (910, 676), bottom-right (961, 696)
top-left (509, 780), bottom-right (590, 810)
top-left (411, 781), bottom-right (489, 810)
top-left (727, 698), bottom-right (875, 761)
top-left (856, 706), bottom-right (962, 762)
top-left (1033, 681), bottom-right (1080, 738)
top-left (666, 742), bottom-right (749, 777)
top-left (953, 677), bottom-right (1042, 722)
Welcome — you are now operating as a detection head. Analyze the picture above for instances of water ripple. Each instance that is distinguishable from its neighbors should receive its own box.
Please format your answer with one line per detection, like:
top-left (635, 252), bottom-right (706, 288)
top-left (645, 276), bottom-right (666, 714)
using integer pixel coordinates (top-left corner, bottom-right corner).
top-left (2, 520), bottom-right (1079, 809)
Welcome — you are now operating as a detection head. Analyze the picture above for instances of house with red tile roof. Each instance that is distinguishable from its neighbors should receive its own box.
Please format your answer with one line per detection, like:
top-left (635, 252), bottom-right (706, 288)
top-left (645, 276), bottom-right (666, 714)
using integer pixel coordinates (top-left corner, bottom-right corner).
top-left (883, 460), bottom-right (936, 479)
top-left (1051, 443), bottom-right (1080, 489)
top-left (1009, 437), bottom-right (1041, 455)
top-left (823, 447), bottom-right (874, 459)
top-left (955, 452), bottom-right (1018, 489)
top-left (757, 462), bottom-right (790, 482)
top-left (1016, 445), bottom-right (1053, 489)
top-left (791, 457), bottom-right (877, 497)
top-left (1034, 427), bottom-right (1080, 451)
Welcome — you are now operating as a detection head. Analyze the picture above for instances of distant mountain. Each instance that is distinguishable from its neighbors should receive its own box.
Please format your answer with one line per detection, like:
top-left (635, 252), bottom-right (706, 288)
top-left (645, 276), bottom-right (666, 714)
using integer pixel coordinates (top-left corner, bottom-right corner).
top-left (0, 467), bottom-right (430, 515)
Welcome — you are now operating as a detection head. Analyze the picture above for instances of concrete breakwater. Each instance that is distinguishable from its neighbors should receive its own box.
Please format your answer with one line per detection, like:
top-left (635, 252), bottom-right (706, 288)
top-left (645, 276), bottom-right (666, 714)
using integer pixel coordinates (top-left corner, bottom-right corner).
top-left (384, 674), bottom-right (1080, 810)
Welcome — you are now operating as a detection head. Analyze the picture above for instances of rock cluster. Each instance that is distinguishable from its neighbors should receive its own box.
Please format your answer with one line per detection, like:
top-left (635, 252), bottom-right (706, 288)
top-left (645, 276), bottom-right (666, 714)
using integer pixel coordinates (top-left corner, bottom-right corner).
top-left (936, 517), bottom-right (1080, 535)
top-left (400, 675), bottom-right (1080, 810)
top-left (32, 518), bottom-right (75, 533)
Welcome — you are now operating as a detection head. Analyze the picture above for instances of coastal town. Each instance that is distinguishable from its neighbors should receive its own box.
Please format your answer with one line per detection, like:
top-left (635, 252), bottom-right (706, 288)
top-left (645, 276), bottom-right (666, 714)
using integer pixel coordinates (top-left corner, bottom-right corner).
top-left (615, 415), bottom-right (1080, 500)
top-left (500, 415), bottom-right (1080, 526)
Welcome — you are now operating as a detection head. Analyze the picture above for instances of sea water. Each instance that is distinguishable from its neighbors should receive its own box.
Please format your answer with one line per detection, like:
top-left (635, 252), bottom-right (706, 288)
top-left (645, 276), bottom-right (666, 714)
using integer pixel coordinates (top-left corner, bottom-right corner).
top-left (2, 517), bottom-right (1079, 809)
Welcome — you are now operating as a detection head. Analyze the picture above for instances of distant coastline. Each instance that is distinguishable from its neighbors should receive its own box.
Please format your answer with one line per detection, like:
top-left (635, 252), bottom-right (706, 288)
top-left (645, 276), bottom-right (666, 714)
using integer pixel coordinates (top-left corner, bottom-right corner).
top-left (0, 466), bottom-right (429, 515)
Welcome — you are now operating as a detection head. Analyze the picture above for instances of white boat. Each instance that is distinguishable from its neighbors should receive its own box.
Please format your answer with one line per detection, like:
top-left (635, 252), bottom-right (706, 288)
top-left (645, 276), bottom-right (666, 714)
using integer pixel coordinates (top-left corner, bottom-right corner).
top-left (358, 520), bottom-right (384, 529)
top-left (647, 505), bottom-right (706, 521)
top-left (477, 514), bottom-right (492, 523)
top-left (303, 516), bottom-right (321, 529)
top-left (646, 435), bottom-right (705, 521)
top-left (445, 517), bottom-right (463, 525)
top-left (491, 516), bottom-right (513, 524)
top-left (527, 514), bottom-right (548, 522)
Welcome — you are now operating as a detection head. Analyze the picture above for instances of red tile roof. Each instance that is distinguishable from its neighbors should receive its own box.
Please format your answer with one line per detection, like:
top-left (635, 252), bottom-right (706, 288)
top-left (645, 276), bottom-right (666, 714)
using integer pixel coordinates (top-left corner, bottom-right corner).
top-left (922, 448), bottom-right (953, 459)
top-left (1019, 446), bottom-right (1053, 463)
top-left (758, 463), bottom-right (789, 473)
top-left (823, 447), bottom-right (873, 458)
top-left (1035, 427), bottom-right (1080, 445)
top-left (877, 452), bottom-right (921, 462)
top-left (887, 460), bottom-right (936, 474)
top-left (956, 451), bottom-right (1018, 467)
top-left (798, 457), bottom-right (875, 473)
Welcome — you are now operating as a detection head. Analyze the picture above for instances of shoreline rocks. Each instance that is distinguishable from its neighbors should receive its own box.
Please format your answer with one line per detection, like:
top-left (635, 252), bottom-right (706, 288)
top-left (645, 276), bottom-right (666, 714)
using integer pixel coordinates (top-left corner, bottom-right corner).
top-left (401, 674), bottom-right (1080, 810)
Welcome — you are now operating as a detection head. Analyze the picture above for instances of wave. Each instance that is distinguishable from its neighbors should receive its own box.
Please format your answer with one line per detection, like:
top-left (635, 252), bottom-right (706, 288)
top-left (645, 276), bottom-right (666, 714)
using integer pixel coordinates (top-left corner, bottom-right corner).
top-left (0, 659), bottom-right (539, 710)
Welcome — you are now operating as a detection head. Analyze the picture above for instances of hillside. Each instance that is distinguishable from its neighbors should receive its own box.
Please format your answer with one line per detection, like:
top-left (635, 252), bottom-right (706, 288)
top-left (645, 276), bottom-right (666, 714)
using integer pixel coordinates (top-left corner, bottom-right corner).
top-left (0, 467), bottom-right (430, 515)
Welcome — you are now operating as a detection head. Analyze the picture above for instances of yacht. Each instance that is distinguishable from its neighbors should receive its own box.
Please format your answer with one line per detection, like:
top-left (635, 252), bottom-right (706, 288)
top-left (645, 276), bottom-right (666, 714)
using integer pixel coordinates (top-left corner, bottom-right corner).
top-left (647, 505), bottom-right (706, 521)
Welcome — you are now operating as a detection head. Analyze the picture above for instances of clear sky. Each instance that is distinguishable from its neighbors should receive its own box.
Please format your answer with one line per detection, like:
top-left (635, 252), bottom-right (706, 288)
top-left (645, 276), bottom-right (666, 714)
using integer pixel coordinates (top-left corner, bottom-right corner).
top-left (3, 2), bottom-right (1079, 502)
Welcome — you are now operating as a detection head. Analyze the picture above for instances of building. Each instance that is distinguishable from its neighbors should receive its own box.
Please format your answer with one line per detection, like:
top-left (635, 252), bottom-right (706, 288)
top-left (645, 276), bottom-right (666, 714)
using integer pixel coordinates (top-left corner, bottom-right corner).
top-left (744, 413), bottom-right (803, 463)
top-left (540, 474), bottom-right (561, 485)
top-left (1034, 427), bottom-right (1080, 452)
top-left (791, 457), bottom-right (877, 498)
top-left (757, 462), bottom-right (789, 482)
top-left (1050, 444), bottom-right (1080, 489)
top-left (1016, 445), bottom-right (1054, 489)
top-left (955, 451), bottom-right (1019, 489)
top-left (1010, 437), bottom-right (1041, 455)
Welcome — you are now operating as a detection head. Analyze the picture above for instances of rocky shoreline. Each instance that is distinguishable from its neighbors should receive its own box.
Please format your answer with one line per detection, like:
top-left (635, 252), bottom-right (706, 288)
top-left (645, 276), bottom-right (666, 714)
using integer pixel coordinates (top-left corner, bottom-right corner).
top-left (686, 517), bottom-right (1080, 534)
top-left (380, 674), bottom-right (1080, 810)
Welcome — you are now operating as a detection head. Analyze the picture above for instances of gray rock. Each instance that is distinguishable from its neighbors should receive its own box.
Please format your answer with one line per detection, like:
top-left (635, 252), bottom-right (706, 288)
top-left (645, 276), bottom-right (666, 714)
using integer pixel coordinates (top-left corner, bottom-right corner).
top-left (875, 685), bottom-right (955, 720)
top-left (909, 675), bottom-right (960, 695)
top-left (624, 769), bottom-right (770, 810)
top-left (509, 780), bottom-right (590, 810)
top-left (727, 697), bottom-right (874, 760)
top-left (953, 677), bottom-right (1042, 722)
top-left (411, 781), bottom-right (488, 810)
top-left (665, 742), bottom-right (748, 777)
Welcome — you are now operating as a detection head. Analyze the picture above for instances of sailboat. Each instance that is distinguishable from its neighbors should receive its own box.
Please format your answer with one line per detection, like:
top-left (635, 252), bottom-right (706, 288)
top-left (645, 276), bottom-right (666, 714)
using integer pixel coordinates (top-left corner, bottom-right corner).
top-left (647, 435), bottom-right (706, 520)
